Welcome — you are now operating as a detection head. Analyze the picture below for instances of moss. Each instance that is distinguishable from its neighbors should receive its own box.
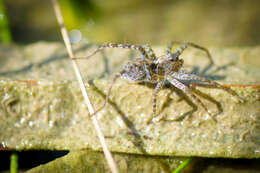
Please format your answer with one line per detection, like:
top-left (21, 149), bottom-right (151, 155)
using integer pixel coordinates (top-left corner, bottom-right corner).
top-left (27, 151), bottom-right (187, 173)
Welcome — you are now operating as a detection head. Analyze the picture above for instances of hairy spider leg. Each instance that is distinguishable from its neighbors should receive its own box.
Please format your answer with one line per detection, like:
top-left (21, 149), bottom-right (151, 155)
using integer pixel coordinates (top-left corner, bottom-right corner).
top-left (73, 43), bottom-right (155, 60)
top-left (73, 43), bottom-right (156, 80)
top-left (141, 44), bottom-right (157, 60)
top-left (166, 41), bottom-right (213, 65)
top-left (138, 44), bottom-right (157, 80)
top-left (166, 76), bottom-right (217, 122)
top-left (90, 70), bottom-right (125, 116)
top-left (152, 80), bottom-right (165, 116)
top-left (171, 72), bottom-right (244, 102)
top-left (166, 44), bottom-right (188, 60)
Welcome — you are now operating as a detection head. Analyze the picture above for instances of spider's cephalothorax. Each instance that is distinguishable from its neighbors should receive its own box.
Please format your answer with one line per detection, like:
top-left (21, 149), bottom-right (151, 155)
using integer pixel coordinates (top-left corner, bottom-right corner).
top-left (77, 41), bottom-right (243, 122)
top-left (155, 54), bottom-right (184, 76)
top-left (121, 52), bottom-right (184, 84)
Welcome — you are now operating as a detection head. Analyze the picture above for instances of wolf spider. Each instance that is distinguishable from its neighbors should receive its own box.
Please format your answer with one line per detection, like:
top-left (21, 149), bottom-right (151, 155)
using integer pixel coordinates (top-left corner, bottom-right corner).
top-left (74, 41), bottom-right (242, 122)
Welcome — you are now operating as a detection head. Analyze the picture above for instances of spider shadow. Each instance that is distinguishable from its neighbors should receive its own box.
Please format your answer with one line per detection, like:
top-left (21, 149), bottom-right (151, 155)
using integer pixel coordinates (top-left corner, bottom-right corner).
top-left (137, 82), bottom-right (197, 122)
top-left (97, 51), bottom-right (112, 79)
top-left (90, 81), bottom-right (148, 154)
top-left (189, 61), bottom-right (235, 81)
top-left (143, 83), bottom-right (223, 122)
top-left (191, 85), bottom-right (223, 113)
top-left (160, 87), bottom-right (198, 122)
top-left (0, 44), bottom-right (92, 76)
top-left (166, 85), bottom-right (223, 122)
top-left (97, 50), bottom-right (137, 79)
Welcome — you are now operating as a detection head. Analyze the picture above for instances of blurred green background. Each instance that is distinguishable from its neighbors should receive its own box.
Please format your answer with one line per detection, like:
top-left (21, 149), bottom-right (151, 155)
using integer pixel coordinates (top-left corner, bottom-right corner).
top-left (2, 0), bottom-right (260, 46)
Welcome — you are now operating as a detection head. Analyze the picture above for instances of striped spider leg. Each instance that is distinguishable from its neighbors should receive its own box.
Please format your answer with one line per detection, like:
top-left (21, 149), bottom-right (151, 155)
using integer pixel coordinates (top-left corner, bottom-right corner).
top-left (73, 43), bottom-right (158, 116)
top-left (165, 71), bottom-right (244, 122)
top-left (165, 41), bottom-right (214, 74)
top-left (159, 41), bottom-right (243, 122)
top-left (149, 41), bottom-right (215, 120)
top-left (151, 41), bottom-right (242, 122)
top-left (170, 72), bottom-right (244, 102)
top-left (74, 41), bottom-right (243, 122)
top-left (165, 41), bottom-right (213, 65)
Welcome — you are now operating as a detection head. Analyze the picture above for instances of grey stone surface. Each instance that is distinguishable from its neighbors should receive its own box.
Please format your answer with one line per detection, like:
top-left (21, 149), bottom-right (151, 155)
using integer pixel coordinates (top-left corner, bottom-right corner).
top-left (0, 42), bottom-right (259, 158)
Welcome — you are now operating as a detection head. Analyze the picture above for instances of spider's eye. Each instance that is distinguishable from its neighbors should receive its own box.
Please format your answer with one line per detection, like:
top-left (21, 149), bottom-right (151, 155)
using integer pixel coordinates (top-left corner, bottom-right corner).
top-left (170, 53), bottom-right (178, 61)
top-left (150, 63), bottom-right (156, 69)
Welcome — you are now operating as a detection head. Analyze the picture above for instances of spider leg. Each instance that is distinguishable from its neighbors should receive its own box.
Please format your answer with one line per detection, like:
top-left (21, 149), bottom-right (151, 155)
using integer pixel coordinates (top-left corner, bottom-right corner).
top-left (141, 44), bottom-right (157, 60)
top-left (73, 43), bottom-right (155, 60)
top-left (90, 70), bottom-right (125, 116)
top-left (166, 44), bottom-right (188, 60)
top-left (73, 43), bottom-right (156, 80)
top-left (138, 44), bottom-right (157, 80)
top-left (171, 72), bottom-right (244, 102)
top-left (166, 41), bottom-right (213, 65)
top-left (166, 76), bottom-right (217, 122)
top-left (152, 80), bottom-right (165, 116)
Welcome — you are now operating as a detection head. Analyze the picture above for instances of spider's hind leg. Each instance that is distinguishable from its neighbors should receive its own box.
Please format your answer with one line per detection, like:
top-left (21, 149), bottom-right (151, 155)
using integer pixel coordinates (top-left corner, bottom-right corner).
top-left (167, 76), bottom-right (217, 122)
top-left (171, 72), bottom-right (244, 102)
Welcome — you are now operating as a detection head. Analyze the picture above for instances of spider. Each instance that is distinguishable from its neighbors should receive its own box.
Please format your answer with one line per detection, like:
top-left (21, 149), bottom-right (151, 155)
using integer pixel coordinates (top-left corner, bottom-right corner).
top-left (74, 41), bottom-right (243, 122)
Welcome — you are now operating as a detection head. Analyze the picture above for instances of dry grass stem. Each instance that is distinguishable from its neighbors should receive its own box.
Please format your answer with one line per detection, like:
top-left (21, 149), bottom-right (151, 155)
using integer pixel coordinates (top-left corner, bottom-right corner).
top-left (51, 0), bottom-right (119, 172)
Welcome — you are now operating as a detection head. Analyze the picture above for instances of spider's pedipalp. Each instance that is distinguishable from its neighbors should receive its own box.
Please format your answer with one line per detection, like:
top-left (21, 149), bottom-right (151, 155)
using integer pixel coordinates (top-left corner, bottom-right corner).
top-left (166, 76), bottom-right (217, 122)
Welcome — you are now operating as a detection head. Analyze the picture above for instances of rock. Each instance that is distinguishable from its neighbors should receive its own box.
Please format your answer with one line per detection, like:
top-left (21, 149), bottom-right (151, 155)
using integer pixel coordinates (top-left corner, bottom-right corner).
top-left (0, 42), bottom-right (259, 158)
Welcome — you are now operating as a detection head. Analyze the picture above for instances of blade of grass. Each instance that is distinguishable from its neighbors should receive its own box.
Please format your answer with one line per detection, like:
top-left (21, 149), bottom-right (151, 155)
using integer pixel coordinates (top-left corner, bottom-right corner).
top-left (0, 0), bottom-right (12, 43)
top-left (172, 157), bottom-right (193, 173)
top-left (51, 1), bottom-right (119, 173)
top-left (10, 152), bottom-right (18, 173)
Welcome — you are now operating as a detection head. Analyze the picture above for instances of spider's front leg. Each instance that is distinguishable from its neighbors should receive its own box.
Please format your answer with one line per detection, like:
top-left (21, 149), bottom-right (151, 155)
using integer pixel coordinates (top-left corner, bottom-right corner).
top-left (72, 43), bottom-right (156, 60)
top-left (152, 81), bottom-right (165, 116)
top-left (73, 43), bottom-right (156, 80)
top-left (166, 75), bottom-right (217, 122)
top-left (166, 41), bottom-right (213, 65)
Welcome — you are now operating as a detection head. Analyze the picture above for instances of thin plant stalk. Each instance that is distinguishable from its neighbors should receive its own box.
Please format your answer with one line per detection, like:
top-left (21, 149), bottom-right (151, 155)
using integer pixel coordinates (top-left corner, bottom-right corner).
top-left (51, 0), bottom-right (119, 173)
top-left (0, 0), bottom-right (12, 43)
top-left (10, 152), bottom-right (18, 173)
top-left (172, 158), bottom-right (193, 173)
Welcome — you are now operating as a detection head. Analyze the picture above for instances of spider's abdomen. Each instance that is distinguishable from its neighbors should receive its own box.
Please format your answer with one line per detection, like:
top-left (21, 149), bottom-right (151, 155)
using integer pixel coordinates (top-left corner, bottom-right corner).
top-left (122, 59), bottom-right (146, 81)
